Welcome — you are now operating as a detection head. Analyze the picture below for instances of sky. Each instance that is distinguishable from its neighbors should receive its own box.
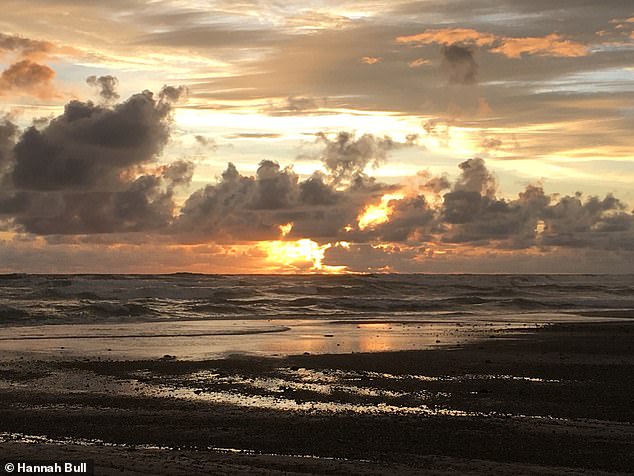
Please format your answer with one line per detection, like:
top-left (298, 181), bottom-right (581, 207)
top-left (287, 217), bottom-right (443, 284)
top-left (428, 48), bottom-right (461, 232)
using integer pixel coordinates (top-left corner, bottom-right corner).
top-left (0, 0), bottom-right (633, 273)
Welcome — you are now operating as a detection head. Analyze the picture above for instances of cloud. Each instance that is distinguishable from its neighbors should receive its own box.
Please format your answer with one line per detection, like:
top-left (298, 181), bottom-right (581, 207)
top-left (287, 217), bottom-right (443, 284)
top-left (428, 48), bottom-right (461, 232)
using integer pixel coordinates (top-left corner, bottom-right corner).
top-left (176, 162), bottom-right (279, 241)
top-left (360, 56), bottom-right (382, 64)
top-left (194, 135), bottom-right (218, 150)
top-left (0, 116), bottom-right (18, 175)
top-left (17, 175), bottom-right (176, 235)
top-left (398, 29), bottom-right (496, 48)
top-left (372, 195), bottom-right (436, 242)
top-left (441, 44), bottom-right (478, 84)
top-left (0, 60), bottom-right (55, 98)
top-left (263, 96), bottom-right (324, 116)
top-left (176, 158), bottom-right (377, 243)
top-left (174, 129), bottom-right (418, 242)
top-left (161, 160), bottom-right (195, 190)
top-left (315, 131), bottom-right (412, 185)
top-left (479, 137), bottom-right (503, 152)
top-left (0, 85), bottom-right (187, 234)
top-left (453, 157), bottom-right (496, 198)
top-left (0, 86), bottom-right (632, 265)
top-left (361, 158), bottom-right (633, 252)
top-left (158, 85), bottom-right (188, 103)
top-left (0, 116), bottom-right (25, 217)
top-left (251, 160), bottom-right (299, 210)
top-left (11, 89), bottom-right (177, 191)
top-left (408, 58), bottom-right (431, 68)
top-left (0, 33), bottom-right (53, 59)
top-left (0, 32), bottom-right (66, 99)
top-left (422, 118), bottom-right (451, 146)
top-left (86, 75), bottom-right (120, 102)
top-left (397, 28), bottom-right (589, 58)
top-left (225, 133), bottom-right (281, 139)
top-left (299, 172), bottom-right (338, 205)
top-left (438, 166), bottom-right (633, 250)
top-left (133, 25), bottom-right (284, 52)
top-left (0, 191), bottom-right (29, 216)
top-left (491, 34), bottom-right (589, 58)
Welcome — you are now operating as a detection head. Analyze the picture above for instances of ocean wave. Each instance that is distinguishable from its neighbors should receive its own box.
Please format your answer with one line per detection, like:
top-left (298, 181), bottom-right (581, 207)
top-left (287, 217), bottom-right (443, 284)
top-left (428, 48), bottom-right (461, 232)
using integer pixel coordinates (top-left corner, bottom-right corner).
top-left (78, 302), bottom-right (156, 317)
top-left (1, 274), bottom-right (633, 326)
top-left (0, 304), bottom-right (30, 321)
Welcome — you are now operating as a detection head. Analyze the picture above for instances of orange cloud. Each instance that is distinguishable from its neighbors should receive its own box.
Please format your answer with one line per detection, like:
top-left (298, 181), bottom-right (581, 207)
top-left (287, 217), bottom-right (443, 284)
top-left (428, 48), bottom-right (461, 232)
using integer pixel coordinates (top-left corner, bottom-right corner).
top-left (360, 56), bottom-right (382, 64)
top-left (408, 58), bottom-right (431, 68)
top-left (0, 59), bottom-right (55, 98)
top-left (397, 28), bottom-right (589, 58)
top-left (490, 34), bottom-right (588, 58)
top-left (397, 28), bottom-right (496, 47)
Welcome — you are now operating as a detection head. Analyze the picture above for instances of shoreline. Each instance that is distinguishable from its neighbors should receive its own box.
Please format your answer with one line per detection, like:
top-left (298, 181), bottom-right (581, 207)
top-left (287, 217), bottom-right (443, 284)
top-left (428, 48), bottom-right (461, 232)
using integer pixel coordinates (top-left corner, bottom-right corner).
top-left (1, 320), bottom-right (633, 474)
top-left (1, 310), bottom-right (630, 362)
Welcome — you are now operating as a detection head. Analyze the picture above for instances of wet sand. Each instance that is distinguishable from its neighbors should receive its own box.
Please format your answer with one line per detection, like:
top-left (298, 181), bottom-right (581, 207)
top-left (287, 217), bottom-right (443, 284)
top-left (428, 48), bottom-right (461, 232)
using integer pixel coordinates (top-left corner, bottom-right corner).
top-left (1, 320), bottom-right (633, 474)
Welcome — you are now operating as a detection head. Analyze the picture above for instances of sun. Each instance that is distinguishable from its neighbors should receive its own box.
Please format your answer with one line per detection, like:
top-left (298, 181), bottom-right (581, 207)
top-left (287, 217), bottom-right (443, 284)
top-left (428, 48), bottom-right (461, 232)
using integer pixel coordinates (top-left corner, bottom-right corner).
top-left (258, 223), bottom-right (348, 273)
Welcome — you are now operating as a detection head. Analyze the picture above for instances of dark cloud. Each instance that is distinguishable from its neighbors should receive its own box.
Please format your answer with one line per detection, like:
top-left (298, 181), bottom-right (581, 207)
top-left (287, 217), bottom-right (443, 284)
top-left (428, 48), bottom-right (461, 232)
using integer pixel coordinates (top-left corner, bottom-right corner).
top-left (194, 135), bottom-right (218, 149)
top-left (0, 116), bottom-right (24, 217)
top-left (0, 60), bottom-right (55, 98)
top-left (374, 195), bottom-right (436, 242)
top-left (299, 172), bottom-right (338, 205)
top-left (1, 86), bottom-right (186, 234)
top-left (423, 174), bottom-right (451, 194)
top-left (176, 163), bottom-right (263, 241)
top-left (540, 192), bottom-right (633, 249)
top-left (252, 160), bottom-right (299, 209)
top-left (177, 160), bottom-right (301, 240)
top-left (161, 160), bottom-right (194, 190)
top-left (453, 157), bottom-right (496, 198)
top-left (442, 190), bottom-right (485, 225)
top-left (315, 131), bottom-right (410, 185)
top-left (158, 85), bottom-right (187, 103)
top-left (0, 116), bottom-right (18, 175)
top-left (2, 154), bottom-right (633, 259)
top-left (0, 191), bottom-right (29, 215)
top-left (86, 75), bottom-right (120, 101)
top-left (31, 116), bottom-right (51, 128)
top-left (441, 44), bottom-right (478, 84)
top-left (422, 118), bottom-right (451, 146)
top-left (18, 174), bottom-right (175, 235)
top-left (436, 164), bottom-right (634, 250)
top-left (12, 91), bottom-right (174, 191)
top-left (175, 157), bottom-right (377, 242)
top-left (359, 158), bottom-right (634, 251)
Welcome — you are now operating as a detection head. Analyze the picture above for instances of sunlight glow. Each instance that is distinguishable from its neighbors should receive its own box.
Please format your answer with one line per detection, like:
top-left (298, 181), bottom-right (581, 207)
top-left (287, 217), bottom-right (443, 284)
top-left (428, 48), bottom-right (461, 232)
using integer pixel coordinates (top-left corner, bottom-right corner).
top-left (357, 193), bottom-right (405, 230)
top-left (260, 239), bottom-right (348, 273)
top-left (279, 223), bottom-right (293, 237)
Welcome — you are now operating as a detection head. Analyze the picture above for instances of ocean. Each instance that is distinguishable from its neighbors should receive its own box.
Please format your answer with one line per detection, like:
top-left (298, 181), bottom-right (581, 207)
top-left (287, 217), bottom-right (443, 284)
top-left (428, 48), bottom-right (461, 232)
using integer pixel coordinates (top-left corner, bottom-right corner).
top-left (1, 273), bottom-right (632, 359)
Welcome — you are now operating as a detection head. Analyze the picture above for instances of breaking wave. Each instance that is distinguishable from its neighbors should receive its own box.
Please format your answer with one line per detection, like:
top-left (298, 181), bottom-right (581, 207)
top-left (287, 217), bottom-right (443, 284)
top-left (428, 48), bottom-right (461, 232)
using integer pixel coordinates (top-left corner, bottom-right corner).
top-left (0, 274), bottom-right (632, 326)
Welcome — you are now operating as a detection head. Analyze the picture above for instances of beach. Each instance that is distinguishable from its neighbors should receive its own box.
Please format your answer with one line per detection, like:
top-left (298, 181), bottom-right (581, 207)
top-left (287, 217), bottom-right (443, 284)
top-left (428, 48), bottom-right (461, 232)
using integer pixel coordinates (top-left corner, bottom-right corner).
top-left (1, 317), bottom-right (633, 475)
